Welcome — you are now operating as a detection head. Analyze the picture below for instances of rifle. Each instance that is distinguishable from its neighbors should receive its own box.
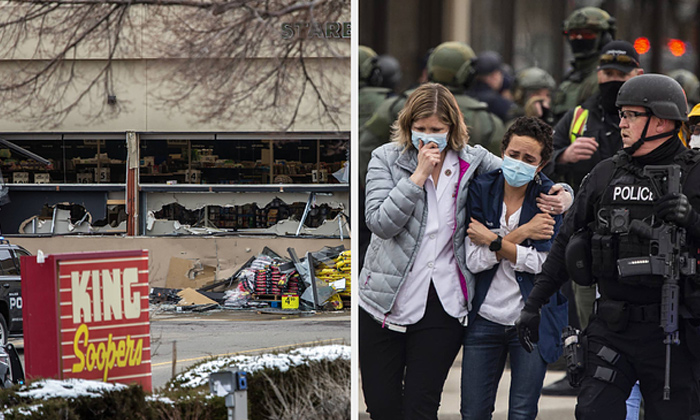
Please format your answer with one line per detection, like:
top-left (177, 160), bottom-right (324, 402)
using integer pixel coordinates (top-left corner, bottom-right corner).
top-left (616, 164), bottom-right (696, 400)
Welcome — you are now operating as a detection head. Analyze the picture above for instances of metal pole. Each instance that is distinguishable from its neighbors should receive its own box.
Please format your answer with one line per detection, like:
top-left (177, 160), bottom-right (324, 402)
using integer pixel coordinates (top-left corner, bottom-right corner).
top-left (171, 340), bottom-right (177, 379)
top-left (295, 192), bottom-right (315, 236)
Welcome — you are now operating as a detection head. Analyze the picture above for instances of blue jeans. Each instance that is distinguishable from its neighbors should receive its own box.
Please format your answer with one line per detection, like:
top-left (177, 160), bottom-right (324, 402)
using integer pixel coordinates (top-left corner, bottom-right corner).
top-left (461, 315), bottom-right (547, 420)
top-left (625, 382), bottom-right (642, 420)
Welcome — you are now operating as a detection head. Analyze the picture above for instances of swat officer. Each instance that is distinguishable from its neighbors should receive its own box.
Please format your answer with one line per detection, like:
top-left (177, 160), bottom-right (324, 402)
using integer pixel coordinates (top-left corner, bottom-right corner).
top-left (545, 39), bottom-right (643, 335)
top-left (552, 7), bottom-right (617, 121)
top-left (516, 73), bottom-right (700, 419)
top-left (359, 49), bottom-right (402, 127)
top-left (507, 66), bottom-right (557, 126)
top-left (668, 68), bottom-right (700, 111)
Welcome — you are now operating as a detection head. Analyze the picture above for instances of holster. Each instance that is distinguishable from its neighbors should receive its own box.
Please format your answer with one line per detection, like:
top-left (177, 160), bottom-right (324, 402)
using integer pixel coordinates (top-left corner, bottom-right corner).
top-left (591, 233), bottom-right (617, 280)
top-left (595, 299), bottom-right (629, 332)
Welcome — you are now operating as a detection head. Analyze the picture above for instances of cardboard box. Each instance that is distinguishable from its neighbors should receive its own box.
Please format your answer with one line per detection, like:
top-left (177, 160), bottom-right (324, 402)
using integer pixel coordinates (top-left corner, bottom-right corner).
top-left (34, 173), bottom-right (50, 184)
top-left (12, 172), bottom-right (29, 183)
top-left (94, 167), bottom-right (110, 183)
top-left (165, 257), bottom-right (216, 289)
top-left (77, 173), bottom-right (94, 183)
top-left (186, 169), bottom-right (201, 184)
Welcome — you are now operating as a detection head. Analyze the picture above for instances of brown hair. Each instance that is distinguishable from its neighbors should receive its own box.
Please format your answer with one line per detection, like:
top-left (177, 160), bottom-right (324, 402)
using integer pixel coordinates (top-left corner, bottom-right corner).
top-left (501, 116), bottom-right (553, 165)
top-left (390, 83), bottom-right (469, 151)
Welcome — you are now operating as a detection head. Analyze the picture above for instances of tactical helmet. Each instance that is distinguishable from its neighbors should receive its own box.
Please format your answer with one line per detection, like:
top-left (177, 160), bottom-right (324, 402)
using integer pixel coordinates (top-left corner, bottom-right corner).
top-left (359, 45), bottom-right (377, 82)
top-left (361, 54), bottom-right (403, 90)
top-left (427, 41), bottom-right (476, 87)
top-left (667, 69), bottom-right (700, 107)
top-left (616, 74), bottom-right (689, 121)
top-left (563, 7), bottom-right (616, 59)
top-left (515, 67), bottom-right (556, 92)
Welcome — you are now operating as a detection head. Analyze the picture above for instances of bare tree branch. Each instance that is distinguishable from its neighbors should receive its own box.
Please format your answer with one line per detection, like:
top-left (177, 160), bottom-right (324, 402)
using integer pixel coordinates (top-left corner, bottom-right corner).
top-left (0, 0), bottom-right (350, 130)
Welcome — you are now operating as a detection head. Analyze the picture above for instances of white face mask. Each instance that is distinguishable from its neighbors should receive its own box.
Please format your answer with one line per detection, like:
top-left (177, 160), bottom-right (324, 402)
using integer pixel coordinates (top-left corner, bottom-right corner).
top-left (691, 134), bottom-right (700, 149)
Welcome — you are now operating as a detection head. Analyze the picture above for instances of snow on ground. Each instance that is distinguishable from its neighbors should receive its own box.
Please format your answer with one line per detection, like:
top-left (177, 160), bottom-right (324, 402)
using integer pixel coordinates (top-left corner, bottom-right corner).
top-left (172, 344), bottom-right (351, 389)
top-left (16, 378), bottom-right (127, 400)
top-left (0, 344), bottom-right (348, 417)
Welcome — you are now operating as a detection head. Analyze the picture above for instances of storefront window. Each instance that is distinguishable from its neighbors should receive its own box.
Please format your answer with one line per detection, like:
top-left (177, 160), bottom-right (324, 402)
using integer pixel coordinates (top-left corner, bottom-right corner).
top-left (139, 136), bottom-right (349, 185)
top-left (1, 138), bottom-right (127, 184)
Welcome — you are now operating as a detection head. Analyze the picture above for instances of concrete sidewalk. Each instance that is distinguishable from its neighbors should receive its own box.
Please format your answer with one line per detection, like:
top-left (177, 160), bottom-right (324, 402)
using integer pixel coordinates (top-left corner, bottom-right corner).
top-left (358, 351), bottom-right (577, 419)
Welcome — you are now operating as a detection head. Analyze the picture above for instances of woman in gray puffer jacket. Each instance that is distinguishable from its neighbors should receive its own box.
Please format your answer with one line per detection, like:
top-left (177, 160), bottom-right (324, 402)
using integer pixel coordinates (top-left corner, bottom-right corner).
top-left (358, 83), bottom-right (571, 420)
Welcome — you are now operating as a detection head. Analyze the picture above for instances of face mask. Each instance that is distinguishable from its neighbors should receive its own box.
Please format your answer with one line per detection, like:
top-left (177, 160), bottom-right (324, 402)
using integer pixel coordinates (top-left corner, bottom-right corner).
top-left (502, 155), bottom-right (538, 187)
top-left (691, 134), bottom-right (700, 149)
top-left (599, 80), bottom-right (625, 116)
top-left (569, 38), bottom-right (598, 58)
top-left (411, 130), bottom-right (448, 152)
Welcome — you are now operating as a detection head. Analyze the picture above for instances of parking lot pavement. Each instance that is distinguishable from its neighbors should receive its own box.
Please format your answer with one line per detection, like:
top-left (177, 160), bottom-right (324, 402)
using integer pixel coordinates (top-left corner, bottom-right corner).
top-left (358, 351), bottom-right (577, 420)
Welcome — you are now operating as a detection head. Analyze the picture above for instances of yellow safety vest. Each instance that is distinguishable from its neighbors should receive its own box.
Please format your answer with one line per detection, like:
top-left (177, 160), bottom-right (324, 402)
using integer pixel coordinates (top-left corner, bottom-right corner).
top-left (569, 106), bottom-right (589, 143)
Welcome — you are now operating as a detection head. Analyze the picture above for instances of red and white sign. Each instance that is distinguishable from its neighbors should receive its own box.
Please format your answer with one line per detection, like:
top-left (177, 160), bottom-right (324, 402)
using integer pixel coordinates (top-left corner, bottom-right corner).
top-left (23, 250), bottom-right (152, 391)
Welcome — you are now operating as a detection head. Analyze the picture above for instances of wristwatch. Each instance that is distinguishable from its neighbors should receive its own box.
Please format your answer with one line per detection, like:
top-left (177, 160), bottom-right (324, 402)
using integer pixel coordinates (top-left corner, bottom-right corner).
top-left (489, 234), bottom-right (503, 252)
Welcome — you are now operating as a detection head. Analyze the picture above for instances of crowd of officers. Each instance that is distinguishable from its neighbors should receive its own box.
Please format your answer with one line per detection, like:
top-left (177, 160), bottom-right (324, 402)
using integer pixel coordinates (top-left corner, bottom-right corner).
top-left (359, 5), bottom-right (700, 420)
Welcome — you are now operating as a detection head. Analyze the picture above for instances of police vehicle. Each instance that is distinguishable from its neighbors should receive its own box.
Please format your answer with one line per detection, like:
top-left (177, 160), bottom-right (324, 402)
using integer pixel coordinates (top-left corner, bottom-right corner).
top-left (0, 237), bottom-right (29, 344)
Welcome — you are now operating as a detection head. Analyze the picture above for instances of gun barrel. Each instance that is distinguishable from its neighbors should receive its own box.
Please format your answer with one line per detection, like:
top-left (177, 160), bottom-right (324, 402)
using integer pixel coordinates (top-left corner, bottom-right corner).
top-left (664, 342), bottom-right (671, 400)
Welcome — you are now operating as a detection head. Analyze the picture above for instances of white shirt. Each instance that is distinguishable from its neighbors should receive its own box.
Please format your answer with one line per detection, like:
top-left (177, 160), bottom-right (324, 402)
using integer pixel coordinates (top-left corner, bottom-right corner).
top-left (465, 204), bottom-right (548, 326)
top-left (361, 150), bottom-right (467, 326)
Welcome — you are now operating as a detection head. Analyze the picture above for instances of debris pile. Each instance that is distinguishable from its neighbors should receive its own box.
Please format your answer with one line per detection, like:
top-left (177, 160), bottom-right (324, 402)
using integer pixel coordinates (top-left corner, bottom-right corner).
top-left (149, 245), bottom-right (351, 314)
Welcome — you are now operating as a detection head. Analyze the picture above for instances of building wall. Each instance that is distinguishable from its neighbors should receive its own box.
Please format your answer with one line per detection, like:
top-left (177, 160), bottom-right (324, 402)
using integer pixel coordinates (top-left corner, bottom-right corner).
top-left (0, 4), bottom-right (351, 133)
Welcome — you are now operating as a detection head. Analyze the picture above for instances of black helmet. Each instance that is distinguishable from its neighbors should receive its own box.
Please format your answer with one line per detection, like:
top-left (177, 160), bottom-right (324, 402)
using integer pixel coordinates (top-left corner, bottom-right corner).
top-left (361, 54), bottom-right (403, 90)
top-left (616, 74), bottom-right (689, 121)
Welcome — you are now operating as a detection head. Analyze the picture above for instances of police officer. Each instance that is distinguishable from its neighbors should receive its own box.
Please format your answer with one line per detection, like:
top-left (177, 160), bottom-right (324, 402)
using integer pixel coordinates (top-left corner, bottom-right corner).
top-left (546, 39), bottom-right (643, 325)
top-left (359, 50), bottom-right (402, 127)
top-left (552, 7), bottom-right (616, 121)
top-left (516, 73), bottom-right (700, 419)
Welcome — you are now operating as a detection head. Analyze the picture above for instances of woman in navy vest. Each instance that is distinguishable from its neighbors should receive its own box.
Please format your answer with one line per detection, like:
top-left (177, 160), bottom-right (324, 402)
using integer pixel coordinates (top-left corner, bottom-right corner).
top-left (460, 116), bottom-right (568, 420)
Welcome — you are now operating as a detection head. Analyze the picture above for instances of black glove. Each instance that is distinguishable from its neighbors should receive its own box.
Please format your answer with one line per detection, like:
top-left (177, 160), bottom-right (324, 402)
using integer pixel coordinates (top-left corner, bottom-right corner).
top-left (516, 304), bottom-right (541, 353)
top-left (654, 192), bottom-right (698, 227)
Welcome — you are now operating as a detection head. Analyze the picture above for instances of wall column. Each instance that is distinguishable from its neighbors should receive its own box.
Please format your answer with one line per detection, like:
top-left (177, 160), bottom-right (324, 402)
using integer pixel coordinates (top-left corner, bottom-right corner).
top-left (126, 131), bottom-right (140, 236)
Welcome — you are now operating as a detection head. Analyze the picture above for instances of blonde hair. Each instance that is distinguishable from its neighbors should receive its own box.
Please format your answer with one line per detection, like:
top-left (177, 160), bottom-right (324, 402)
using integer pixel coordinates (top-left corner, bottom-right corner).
top-left (391, 83), bottom-right (469, 151)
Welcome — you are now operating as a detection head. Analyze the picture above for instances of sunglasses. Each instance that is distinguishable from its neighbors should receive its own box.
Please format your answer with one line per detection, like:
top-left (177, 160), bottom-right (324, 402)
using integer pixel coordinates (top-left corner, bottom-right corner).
top-left (619, 110), bottom-right (651, 122)
top-left (690, 124), bottom-right (700, 135)
top-left (600, 53), bottom-right (640, 68)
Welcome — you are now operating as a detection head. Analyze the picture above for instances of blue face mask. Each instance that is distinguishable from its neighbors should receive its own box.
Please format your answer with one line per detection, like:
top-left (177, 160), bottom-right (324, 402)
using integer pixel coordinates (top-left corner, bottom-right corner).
top-left (411, 130), bottom-right (448, 152)
top-left (502, 155), bottom-right (538, 187)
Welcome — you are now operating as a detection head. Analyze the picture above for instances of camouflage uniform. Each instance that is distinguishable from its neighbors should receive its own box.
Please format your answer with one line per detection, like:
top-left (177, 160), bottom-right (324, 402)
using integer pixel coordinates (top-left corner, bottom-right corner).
top-left (359, 51), bottom-right (402, 127)
top-left (552, 7), bottom-right (616, 120)
top-left (508, 66), bottom-right (557, 126)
